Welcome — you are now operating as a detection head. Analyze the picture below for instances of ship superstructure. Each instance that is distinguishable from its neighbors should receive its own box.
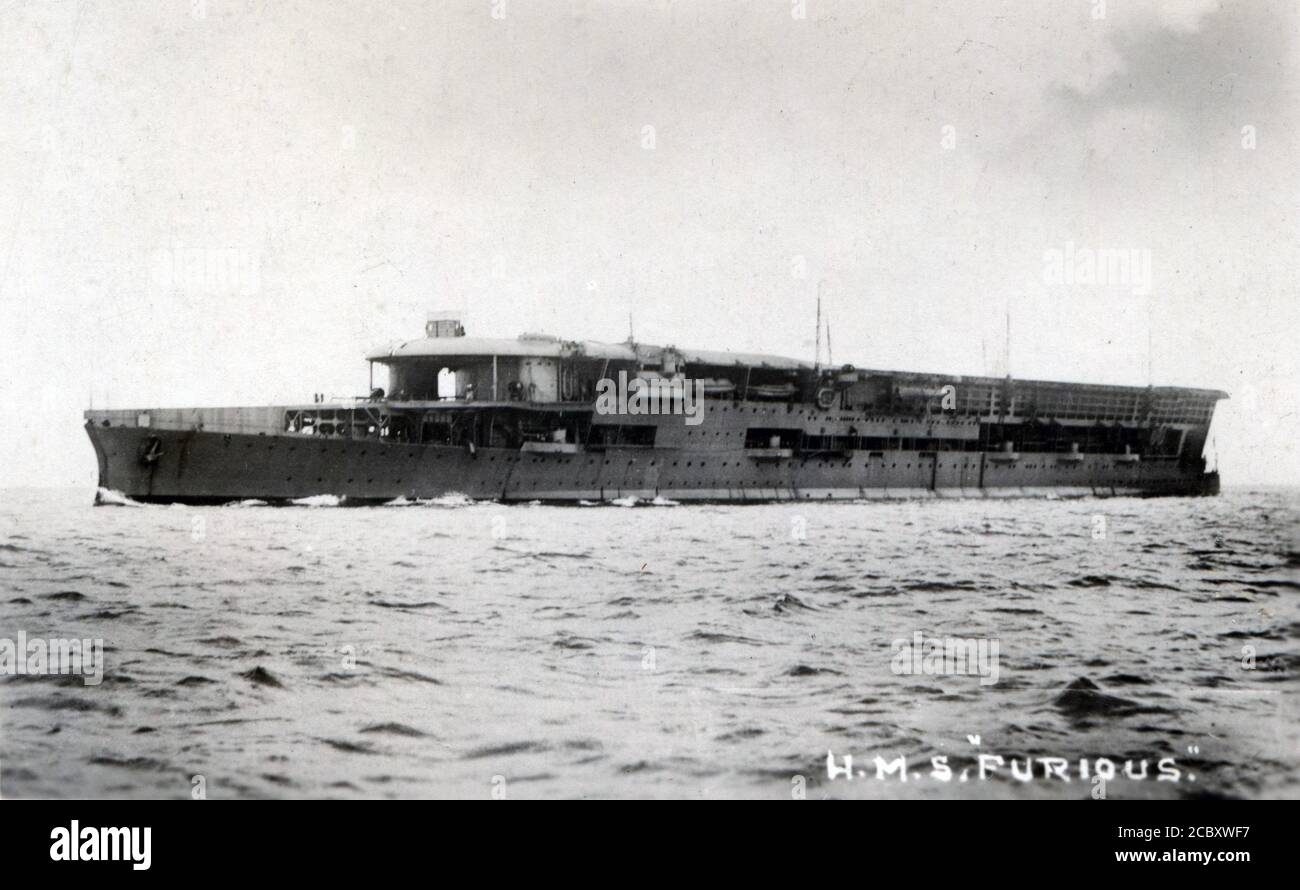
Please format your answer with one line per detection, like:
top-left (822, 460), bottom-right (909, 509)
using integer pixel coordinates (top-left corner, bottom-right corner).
top-left (84, 317), bottom-right (1225, 503)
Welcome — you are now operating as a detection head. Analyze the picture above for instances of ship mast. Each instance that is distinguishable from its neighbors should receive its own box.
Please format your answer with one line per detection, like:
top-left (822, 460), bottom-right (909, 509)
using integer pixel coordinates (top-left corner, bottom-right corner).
top-left (1005, 306), bottom-right (1012, 378)
top-left (814, 286), bottom-right (822, 373)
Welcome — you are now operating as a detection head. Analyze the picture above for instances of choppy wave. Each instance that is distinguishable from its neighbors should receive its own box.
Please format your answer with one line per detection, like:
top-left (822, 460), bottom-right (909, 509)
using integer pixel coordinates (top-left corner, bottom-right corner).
top-left (290, 494), bottom-right (341, 507)
top-left (93, 488), bottom-right (144, 507)
top-left (383, 493), bottom-right (483, 507)
top-left (418, 492), bottom-right (479, 507)
top-left (1, 486), bottom-right (1296, 799)
top-left (606, 495), bottom-right (680, 507)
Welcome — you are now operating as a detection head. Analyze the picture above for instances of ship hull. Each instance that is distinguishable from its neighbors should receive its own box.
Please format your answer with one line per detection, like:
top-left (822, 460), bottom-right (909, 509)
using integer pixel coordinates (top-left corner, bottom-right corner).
top-left (85, 422), bottom-right (1220, 505)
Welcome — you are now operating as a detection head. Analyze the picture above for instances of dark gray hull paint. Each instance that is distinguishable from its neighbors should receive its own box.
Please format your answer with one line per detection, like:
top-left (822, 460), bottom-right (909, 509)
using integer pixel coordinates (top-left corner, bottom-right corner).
top-left (86, 423), bottom-right (1220, 504)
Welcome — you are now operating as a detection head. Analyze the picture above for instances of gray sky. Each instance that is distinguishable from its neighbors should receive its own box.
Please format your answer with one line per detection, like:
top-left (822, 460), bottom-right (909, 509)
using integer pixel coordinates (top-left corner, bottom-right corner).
top-left (1, 0), bottom-right (1296, 486)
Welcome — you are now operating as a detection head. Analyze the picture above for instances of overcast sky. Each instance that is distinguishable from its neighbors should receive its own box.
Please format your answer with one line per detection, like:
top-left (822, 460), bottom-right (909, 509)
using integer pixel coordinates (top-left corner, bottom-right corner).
top-left (1, 0), bottom-right (1296, 486)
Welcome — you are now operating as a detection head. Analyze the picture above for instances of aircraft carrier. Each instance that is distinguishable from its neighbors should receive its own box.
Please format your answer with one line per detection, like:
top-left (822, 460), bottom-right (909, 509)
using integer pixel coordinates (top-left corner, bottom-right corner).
top-left (84, 315), bottom-right (1225, 504)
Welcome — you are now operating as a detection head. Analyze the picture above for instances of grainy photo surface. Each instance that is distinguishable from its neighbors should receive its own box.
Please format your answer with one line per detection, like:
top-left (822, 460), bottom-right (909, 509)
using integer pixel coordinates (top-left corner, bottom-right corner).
top-left (1, 0), bottom-right (1297, 805)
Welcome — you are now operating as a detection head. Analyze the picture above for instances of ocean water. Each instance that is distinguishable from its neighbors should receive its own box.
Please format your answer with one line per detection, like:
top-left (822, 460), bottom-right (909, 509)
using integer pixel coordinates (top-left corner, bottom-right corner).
top-left (1, 486), bottom-right (1296, 800)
